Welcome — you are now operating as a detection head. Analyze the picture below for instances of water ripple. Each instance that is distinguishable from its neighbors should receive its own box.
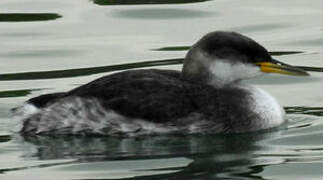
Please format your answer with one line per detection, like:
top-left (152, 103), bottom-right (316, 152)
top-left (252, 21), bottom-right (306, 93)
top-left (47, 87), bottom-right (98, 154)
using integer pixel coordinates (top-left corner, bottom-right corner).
top-left (0, 13), bottom-right (62, 22)
top-left (92, 0), bottom-right (211, 5)
top-left (111, 8), bottom-right (213, 20)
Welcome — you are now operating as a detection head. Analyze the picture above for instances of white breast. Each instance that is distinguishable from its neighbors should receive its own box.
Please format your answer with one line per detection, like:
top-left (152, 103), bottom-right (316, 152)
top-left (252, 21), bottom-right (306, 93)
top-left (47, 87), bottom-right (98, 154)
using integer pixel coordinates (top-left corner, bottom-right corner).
top-left (243, 85), bottom-right (286, 129)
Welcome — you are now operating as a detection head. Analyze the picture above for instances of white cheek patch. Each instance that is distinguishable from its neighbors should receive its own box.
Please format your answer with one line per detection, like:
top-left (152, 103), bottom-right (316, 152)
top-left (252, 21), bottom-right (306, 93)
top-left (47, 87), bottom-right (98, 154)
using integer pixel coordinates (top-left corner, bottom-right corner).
top-left (208, 60), bottom-right (263, 86)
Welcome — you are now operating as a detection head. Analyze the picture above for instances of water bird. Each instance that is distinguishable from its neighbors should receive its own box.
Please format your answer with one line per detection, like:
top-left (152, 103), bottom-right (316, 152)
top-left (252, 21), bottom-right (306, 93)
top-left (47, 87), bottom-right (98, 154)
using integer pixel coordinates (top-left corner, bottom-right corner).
top-left (17, 31), bottom-right (309, 136)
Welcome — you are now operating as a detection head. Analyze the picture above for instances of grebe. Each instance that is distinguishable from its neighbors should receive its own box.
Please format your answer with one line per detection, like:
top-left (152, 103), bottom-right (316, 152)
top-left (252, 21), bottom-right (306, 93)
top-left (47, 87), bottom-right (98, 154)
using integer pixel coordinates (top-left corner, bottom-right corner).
top-left (18, 31), bottom-right (309, 136)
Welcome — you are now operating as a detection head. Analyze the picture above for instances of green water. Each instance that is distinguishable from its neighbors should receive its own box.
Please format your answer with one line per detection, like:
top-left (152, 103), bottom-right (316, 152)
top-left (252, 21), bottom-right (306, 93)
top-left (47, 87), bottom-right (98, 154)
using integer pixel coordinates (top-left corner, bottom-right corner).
top-left (1, 0), bottom-right (323, 179)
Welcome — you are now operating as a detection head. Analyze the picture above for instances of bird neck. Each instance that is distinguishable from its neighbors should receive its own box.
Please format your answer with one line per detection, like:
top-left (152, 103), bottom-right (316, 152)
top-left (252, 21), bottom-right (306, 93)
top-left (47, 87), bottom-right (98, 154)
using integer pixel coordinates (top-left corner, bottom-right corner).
top-left (208, 79), bottom-right (242, 89)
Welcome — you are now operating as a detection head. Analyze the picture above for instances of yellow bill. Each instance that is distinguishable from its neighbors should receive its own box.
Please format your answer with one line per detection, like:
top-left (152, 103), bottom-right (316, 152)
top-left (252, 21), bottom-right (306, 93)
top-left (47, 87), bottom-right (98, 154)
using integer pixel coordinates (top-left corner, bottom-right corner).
top-left (256, 59), bottom-right (309, 76)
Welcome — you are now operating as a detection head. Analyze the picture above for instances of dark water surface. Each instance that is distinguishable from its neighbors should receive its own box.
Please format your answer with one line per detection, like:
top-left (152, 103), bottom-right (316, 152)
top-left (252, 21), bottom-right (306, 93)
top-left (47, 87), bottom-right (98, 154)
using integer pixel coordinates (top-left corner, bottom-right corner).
top-left (1, 0), bottom-right (323, 179)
